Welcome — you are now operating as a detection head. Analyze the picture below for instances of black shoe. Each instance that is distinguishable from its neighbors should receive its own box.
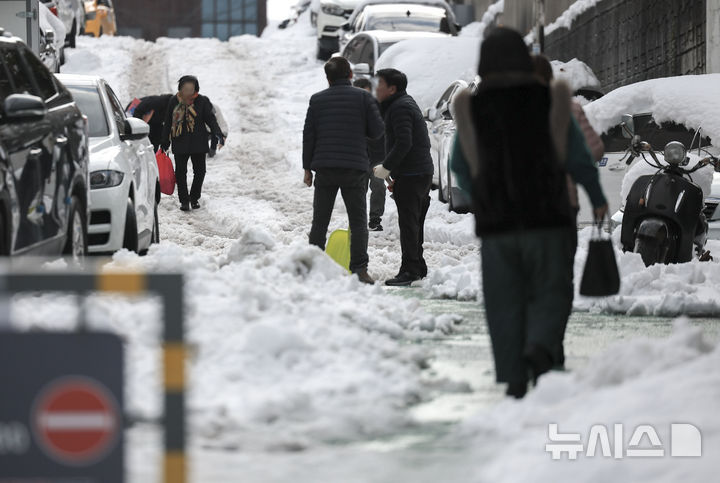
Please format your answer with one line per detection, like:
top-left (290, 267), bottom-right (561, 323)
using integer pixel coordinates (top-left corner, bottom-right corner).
top-left (506, 380), bottom-right (527, 399)
top-left (354, 269), bottom-right (375, 285)
top-left (208, 147), bottom-right (217, 158)
top-left (191, 200), bottom-right (201, 210)
top-left (368, 223), bottom-right (383, 232)
top-left (525, 345), bottom-right (554, 386)
top-left (385, 272), bottom-right (419, 287)
top-left (180, 202), bottom-right (190, 211)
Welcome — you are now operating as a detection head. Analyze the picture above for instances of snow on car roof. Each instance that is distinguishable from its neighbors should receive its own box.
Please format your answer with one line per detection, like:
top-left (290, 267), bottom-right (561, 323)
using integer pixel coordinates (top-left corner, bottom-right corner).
top-left (361, 29), bottom-right (448, 42)
top-left (584, 74), bottom-right (720, 143)
top-left (347, 0), bottom-right (455, 26)
top-left (363, 4), bottom-right (446, 15)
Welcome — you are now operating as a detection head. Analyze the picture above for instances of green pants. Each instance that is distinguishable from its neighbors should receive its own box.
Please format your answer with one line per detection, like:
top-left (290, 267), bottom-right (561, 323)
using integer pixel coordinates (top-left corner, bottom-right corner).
top-left (481, 227), bottom-right (577, 385)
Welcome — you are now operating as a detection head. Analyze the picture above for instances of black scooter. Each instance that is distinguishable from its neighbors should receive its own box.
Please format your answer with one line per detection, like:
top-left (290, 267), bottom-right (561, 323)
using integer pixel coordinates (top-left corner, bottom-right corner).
top-left (618, 115), bottom-right (719, 267)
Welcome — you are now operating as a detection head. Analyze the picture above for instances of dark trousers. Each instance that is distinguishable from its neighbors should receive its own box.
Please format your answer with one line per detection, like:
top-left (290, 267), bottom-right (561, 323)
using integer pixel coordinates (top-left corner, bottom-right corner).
top-left (309, 168), bottom-right (369, 273)
top-left (481, 227), bottom-right (577, 386)
top-left (368, 171), bottom-right (386, 225)
top-left (393, 174), bottom-right (432, 277)
top-left (174, 153), bottom-right (207, 204)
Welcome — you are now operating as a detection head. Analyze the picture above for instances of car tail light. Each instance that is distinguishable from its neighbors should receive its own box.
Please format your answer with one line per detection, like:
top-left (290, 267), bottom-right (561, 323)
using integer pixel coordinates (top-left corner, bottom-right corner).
top-left (50, 6), bottom-right (59, 16)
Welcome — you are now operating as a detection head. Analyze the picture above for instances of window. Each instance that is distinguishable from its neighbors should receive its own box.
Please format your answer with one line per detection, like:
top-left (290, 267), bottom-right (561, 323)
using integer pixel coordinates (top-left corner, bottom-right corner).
top-left (0, 51), bottom-right (13, 103)
top-left (1, 47), bottom-right (36, 96)
top-left (202, 0), bottom-right (260, 40)
top-left (345, 37), bottom-right (365, 65)
top-left (20, 46), bottom-right (57, 101)
top-left (66, 85), bottom-right (109, 137)
top-left (357, 40), bottom-right (374, 70)
top-left (104, 84), bottom-right (126, 136)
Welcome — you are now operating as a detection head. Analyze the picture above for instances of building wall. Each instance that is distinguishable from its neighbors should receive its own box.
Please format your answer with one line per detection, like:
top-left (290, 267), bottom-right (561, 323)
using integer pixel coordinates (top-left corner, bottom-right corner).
top-left (501, 0), bottom-right (576, 34)
top-left (544, 0), bottom-right (706, 91)
top-left (708, 0), bottom-right (720, 72)
top-left (115, 0), bottom-right (267, 41)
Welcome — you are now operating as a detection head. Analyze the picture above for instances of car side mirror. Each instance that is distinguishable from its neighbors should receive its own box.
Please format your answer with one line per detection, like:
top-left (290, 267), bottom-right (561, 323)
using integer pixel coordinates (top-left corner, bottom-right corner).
top-left (45, 29), bottom-right (55, 46)
top-left (353, 63), bottom-right (371, 76)
top-left (621, 114), bottom-right (634, 139)
top-left (341, 22), bottom-right (351, 31)
top-left (122, 117), bottom-right (150, 141)
top-left (3, 94), bottom-right (47, 121)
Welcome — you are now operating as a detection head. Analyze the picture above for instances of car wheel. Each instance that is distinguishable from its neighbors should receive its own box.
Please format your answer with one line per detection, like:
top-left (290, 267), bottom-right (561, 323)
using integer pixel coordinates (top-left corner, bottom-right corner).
top-left (59, 48), bottom-right (65, 65)
top-left (0, 211), bottom-right (7, 256)
top-left (152, 202), bottom-right (160, 243)
top-left (62, 195), bottom-right (87, 263)
top-left (316, 45), bottom-right (332, 61)
top-left (123, 198), bottom-right (139, 252)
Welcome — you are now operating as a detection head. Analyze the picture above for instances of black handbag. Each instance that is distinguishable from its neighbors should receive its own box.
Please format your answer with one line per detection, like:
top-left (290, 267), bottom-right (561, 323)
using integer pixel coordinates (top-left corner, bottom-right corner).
top-left (580, 219), bottom-right (621, 297)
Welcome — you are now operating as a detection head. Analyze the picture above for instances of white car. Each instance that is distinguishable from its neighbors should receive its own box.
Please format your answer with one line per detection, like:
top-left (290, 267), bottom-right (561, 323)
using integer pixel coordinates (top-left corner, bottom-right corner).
top-left (41, 0), bottom-right (84, 48)
top-left (56, 74), bottom-right (161, 254)
top-left (339, 0), bottom-right (459, 51)
top-left (340, 30), bottom-right (448, 77)
top-left (317, 0), bottom-right (360, 59)
top-left (424, 78), bottom-right (476, 213)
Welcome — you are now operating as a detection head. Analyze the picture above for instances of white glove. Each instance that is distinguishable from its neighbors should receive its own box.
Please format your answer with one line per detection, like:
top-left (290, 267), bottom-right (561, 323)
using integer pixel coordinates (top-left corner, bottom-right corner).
top-left (373, 165), bottom-right (391, 179)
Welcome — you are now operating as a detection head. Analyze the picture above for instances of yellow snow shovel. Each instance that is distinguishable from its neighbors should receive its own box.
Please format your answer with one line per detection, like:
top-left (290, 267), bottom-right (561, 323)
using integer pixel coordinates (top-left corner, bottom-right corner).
top-left (325, 229), bottom-right (351, 273)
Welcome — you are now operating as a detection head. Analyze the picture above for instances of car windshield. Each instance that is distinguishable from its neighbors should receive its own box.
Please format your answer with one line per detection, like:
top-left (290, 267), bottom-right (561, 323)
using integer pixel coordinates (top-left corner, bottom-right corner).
top-left (602, 117), bottom-right (712, 153)
top-left (67, 84), bottom-right (110, 138)
top-left (365, 8), bottom-right (447, 33)
top-left (378, 42), bottom-right (397, 57)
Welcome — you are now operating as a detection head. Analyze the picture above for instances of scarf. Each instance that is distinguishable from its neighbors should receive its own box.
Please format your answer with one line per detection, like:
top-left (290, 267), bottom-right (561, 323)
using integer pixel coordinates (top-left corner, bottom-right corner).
top-left (171, 92), bottom-right (198, 138)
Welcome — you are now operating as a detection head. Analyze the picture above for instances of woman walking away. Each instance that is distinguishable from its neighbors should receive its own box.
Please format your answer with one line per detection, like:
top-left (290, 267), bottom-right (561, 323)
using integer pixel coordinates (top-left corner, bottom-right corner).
top-left (450, 28), bottom-right (608, 399)
top-left (161, 75), bottom-right (225, 211)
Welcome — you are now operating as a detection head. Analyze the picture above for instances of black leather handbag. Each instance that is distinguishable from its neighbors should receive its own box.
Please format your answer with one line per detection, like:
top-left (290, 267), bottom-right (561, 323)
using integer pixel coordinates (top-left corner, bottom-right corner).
top-left (580, 219), bottom-right (621, 297)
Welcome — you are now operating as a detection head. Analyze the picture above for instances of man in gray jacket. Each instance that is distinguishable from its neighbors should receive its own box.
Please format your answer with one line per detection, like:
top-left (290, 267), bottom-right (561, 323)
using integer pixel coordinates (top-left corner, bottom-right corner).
top-left (303, 57), bottom-right (385, 284)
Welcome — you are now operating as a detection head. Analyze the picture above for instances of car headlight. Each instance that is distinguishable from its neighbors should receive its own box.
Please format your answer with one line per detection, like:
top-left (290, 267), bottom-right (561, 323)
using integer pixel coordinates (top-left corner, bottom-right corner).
top-left (90, 170), bottom-right (124, 189)
top-left (321, 2), bottom-right (345, 16)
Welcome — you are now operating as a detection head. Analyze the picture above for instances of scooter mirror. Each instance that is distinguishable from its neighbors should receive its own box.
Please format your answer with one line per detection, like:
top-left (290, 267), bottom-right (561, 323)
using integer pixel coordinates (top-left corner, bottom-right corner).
top-left (621, 114), bottom-right (634, 139)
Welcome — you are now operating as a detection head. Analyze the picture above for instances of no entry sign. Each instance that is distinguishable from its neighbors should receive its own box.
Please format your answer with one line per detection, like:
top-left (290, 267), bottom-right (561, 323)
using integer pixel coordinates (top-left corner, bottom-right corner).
top-left (33, 377), bottom-right (120, 465)
top-left (0, 333), bottom-right (124, 482)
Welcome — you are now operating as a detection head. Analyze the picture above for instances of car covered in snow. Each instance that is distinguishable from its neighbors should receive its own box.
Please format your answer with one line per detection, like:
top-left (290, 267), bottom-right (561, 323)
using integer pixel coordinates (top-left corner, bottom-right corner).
top-left (424, 78), bottom-right (476, 213)
top-left (39, 1), bottom-right (67, 72)
top-left (339, 30), bottom-right (448, 78)
top-left (41, 0), bottom-right (85, 48)
top-left (316, 0), bottom-right (360, 59)
top-left (56, 74), bottom-right (160, 254)
top-left (338, 0), bottom-right (460, 51)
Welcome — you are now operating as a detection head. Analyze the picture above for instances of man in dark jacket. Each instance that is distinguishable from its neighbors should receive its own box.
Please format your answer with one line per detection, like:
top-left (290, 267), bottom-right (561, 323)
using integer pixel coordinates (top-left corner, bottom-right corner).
top-left (373, 69), bottom-right (434, 286)
top-left (303, 57), bottom-right (385, 284)
top-left (353, 78), bottom-right (387, 231)
top-left (133, 94), bottom-right (173, 152)
top-left (161, 75), bottom-right (225, 212)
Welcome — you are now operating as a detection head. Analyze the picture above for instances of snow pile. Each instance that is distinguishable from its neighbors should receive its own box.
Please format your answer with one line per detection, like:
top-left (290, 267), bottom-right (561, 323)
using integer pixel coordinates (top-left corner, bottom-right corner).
top-left (420, 229), bottom-right (720, 317)
top-left (441, 320), bottom-right (720, 482)
top-left (375, 37), bottom-right (480, 110)
top-left (545, 0), bottom-right (602, 36)
top-left (552, 58), bottom-right (600, 90)
top-left (460, 0), bottom-right (504, 39)
top-left (584, 74), bottom-right (720, 142)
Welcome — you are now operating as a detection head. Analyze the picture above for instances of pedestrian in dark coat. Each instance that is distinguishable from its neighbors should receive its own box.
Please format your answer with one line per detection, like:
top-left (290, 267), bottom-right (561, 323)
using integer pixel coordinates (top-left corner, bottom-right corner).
top-left (133, 94), bottom-right (173, 152)
top-left (449, 28), bottom-right (608, 398)
top-left (353, 77), bottom-right (387, 231)
top-left (303, 57), bottom-right (385, 284)
top-left (161, 75), bottom-right (225, 212)
top-left (373, 68), bottom-right (434, 286)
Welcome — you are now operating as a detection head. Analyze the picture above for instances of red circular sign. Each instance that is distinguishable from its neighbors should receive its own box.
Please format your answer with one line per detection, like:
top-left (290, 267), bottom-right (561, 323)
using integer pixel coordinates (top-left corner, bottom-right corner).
top-left (32, 377), bottom-right (120, 466)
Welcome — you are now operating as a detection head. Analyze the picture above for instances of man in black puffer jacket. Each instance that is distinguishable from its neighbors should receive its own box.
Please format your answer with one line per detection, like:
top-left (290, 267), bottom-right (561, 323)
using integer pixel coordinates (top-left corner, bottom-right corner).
top-left (303, 57), bottom-right (384, 284)
top-left (373, 69), bottom-right (434, 286)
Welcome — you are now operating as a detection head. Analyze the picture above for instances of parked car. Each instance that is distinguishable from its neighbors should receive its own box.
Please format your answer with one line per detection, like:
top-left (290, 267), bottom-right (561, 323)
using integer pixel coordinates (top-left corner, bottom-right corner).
top-left (340, 30), bottom-right (448, 77)
top-left (339, 0), bottom-right (460, 51)
top-left (83, 0), bottom-right (117, 38)
top-left (39, 1), bottom-right (66, 68)
top-left (424, 78), bottom-right (476, 213)
top-left (0, 32), bottom-right (90, 259)
top-left (56, 74), bottom-right (160, 255)
top-left (41, 0), bottom-right (85, 48)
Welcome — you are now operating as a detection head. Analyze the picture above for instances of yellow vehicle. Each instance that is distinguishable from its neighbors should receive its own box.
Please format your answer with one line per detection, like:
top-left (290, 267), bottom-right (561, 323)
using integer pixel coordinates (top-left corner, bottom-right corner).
top-left (83, 0), bottom-right (117, 37)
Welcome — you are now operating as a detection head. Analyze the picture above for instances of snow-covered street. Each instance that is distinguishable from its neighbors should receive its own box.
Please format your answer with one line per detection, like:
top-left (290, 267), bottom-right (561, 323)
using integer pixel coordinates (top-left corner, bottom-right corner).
top-left (5, 2), bottom-right (720, 481)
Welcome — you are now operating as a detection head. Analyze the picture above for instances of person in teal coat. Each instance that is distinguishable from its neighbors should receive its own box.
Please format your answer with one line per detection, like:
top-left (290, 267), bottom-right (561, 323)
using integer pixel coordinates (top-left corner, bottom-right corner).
top-left (449, 28), bottom-right (608, 398)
